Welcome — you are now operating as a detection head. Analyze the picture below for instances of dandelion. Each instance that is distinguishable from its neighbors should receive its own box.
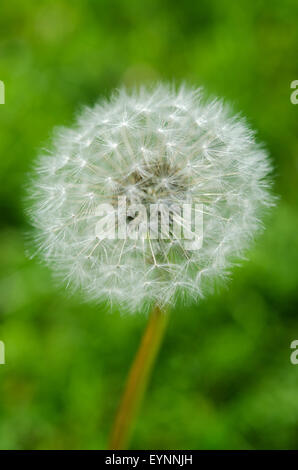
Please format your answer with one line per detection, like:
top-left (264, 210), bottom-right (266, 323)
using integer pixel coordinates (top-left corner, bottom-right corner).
top-left (27, 84), bottom-right (273, 449)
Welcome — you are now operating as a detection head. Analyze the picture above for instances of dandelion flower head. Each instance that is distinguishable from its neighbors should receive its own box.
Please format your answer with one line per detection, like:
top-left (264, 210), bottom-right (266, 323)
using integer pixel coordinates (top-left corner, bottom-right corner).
top-left (28, 85), bottom-right (273, 313)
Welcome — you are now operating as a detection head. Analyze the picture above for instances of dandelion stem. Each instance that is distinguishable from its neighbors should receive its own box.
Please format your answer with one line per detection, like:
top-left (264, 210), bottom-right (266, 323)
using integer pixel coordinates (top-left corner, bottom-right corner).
top-left (108, 304), bottom-right (169, 450)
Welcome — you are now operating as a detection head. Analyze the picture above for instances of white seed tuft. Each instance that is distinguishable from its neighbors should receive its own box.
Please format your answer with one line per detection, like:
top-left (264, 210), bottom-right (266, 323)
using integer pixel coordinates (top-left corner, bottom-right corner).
top-left (27, 84), bottom-right (274, 313)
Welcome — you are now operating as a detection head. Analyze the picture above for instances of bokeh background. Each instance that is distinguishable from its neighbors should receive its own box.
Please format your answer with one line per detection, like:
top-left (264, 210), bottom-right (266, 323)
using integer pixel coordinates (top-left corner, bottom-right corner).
top-left (0, 0), bottom-right (297, 450)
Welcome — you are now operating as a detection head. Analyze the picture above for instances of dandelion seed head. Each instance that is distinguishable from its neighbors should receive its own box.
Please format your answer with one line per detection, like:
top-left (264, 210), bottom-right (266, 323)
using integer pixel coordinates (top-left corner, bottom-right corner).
top-left (27, 84), bottom-right (274, 313)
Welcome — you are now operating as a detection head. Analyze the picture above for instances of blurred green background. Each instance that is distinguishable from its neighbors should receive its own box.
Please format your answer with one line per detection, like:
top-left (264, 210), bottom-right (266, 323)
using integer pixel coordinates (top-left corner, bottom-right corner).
top-left (0, 0), bottom-right (297, 450)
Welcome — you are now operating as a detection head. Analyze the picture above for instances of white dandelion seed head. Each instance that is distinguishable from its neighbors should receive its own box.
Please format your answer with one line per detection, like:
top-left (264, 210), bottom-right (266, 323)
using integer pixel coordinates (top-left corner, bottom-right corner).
top-left (27, 84), bottom-right (274, 313)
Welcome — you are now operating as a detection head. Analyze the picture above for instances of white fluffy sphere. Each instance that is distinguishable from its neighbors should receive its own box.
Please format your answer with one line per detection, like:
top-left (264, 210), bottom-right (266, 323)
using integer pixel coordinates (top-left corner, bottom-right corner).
top-left (28, 85), bottom-right (273, 313)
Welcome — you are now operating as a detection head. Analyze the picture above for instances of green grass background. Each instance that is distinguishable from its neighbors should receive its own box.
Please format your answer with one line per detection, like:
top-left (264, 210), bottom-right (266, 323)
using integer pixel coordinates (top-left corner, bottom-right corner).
top-left (0, 0), bottom-right (297, 449)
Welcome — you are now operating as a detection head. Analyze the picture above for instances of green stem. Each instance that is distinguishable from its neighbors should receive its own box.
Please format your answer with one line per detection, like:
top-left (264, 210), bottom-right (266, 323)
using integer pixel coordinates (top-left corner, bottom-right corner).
top-left (108, 304), bottom-right (169, 450)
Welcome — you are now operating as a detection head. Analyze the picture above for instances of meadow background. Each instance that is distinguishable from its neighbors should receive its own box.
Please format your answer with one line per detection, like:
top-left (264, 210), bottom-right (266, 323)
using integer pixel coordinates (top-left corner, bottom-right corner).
top-left (0, 0), bottom-right (297, 449)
